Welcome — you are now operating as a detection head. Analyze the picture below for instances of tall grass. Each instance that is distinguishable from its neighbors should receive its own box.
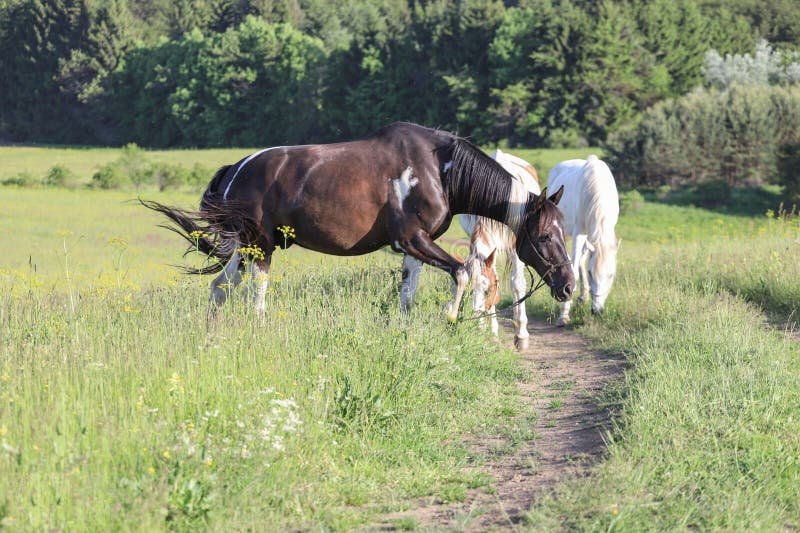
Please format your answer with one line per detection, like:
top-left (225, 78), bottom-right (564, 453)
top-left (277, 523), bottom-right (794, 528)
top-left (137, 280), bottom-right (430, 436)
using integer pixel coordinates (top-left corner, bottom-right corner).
top-left (525, 211), bottom-right (800, 530)
top-left (0, 262), bottom-right (528, 530)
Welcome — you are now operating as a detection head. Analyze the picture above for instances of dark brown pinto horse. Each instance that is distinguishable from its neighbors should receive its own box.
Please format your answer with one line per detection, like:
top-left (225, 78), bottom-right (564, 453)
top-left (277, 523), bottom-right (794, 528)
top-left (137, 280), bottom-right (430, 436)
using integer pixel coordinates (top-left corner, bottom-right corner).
top-left (143, 122), bottom-right (574, 319)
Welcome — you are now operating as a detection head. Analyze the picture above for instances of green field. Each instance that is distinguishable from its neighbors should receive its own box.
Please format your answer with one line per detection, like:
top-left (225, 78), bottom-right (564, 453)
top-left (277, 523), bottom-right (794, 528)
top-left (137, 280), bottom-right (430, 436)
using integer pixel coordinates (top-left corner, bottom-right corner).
top-left (1, 147), bottom-right (800, 530)
top-left (0, 144), bottom-right (599, 187)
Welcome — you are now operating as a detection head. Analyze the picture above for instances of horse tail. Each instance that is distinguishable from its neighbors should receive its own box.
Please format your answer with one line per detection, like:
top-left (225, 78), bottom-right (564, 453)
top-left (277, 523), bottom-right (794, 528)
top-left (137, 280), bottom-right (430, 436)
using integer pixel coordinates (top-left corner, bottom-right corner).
top-left (201, 165), bottom-right (233, 211)
top-left (140, 165), bottom-right (263, 275)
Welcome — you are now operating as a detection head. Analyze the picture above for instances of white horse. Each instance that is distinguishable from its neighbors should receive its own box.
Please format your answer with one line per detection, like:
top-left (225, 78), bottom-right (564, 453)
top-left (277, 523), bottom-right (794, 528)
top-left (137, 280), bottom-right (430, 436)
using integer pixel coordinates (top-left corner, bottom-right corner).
top-left (547, 155), bottom-right (619, 325)
top-left (460, 149), bottom-right (541, 349)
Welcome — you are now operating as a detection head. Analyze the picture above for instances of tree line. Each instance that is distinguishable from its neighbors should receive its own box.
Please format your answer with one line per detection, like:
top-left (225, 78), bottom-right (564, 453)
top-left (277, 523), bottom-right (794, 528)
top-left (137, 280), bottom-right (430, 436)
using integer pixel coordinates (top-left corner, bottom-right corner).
top-left (0, 0), bottom-right (798, 150)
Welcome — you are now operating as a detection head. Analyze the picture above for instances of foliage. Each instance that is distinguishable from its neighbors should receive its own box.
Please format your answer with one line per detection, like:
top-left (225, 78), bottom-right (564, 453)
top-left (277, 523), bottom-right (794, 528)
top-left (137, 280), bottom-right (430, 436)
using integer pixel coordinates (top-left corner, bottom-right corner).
top-left (704, 39), bottom-right (800, 89)
top-left (606, 84), bottom-right (800, 191)
top-left (42, 165), bottom-right (77, 188)
top-left (4, 0), bottom-right (799, 147)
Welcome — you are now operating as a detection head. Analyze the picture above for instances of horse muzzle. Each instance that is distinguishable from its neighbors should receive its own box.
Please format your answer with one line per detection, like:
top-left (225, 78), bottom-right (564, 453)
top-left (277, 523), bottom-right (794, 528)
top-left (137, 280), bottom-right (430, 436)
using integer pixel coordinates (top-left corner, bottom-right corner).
top-left (550, 282), bottom-right (573, 303)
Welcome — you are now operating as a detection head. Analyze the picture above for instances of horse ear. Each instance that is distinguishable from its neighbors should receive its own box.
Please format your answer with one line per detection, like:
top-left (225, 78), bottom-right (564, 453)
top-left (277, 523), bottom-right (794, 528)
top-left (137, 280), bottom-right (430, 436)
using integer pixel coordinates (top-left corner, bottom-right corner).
top-left (485, 248), bottom-right (496, 270)
top-left (548, 185), bottom-right (565, 205)
top-left (533, 187), bottom-right (547, 209)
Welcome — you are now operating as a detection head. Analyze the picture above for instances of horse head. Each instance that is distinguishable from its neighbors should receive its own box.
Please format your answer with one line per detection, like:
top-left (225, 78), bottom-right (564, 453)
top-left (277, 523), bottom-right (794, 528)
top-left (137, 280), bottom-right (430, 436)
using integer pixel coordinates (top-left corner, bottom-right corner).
top-left (472, 248), bottom-right (500, 313)
top-left (514, 186), bottom-right (575, 302)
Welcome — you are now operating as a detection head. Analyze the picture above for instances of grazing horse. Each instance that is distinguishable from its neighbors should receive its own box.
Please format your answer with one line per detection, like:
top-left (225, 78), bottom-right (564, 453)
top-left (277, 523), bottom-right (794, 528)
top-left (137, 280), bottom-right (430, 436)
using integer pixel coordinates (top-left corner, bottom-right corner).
top-left (457, 149), bottom-right (541, 349)
top-left (547, 155), bottom-right (620, 325)
top-left (143, 122), bottom-right (574, 319)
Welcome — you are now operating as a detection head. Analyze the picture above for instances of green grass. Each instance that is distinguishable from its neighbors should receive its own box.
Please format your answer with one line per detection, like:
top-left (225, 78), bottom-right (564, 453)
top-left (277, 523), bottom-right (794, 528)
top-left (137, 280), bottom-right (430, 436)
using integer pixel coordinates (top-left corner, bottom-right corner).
top-left (0, 193), bottom-right (528, 529)
top-left (523, 206), bottom-right (800, 530)
top-left (3, 145), bottom-right (800, 530)
top-left (0, 144), bottom-right (600, 185)
top-left (0, 146), bottom-right (258, 183)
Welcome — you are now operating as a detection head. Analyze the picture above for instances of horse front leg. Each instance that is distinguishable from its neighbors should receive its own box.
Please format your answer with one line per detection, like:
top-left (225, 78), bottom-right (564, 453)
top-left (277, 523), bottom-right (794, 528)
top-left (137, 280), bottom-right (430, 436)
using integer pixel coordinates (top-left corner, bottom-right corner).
top-left (399, 254), bottom-right (423, 312)
top-left (509, 251), bottom-right (530, 349)
top-left (401, 231), bottom-right (468, 322)
top-left (557, 233), bottom-right (586, 327)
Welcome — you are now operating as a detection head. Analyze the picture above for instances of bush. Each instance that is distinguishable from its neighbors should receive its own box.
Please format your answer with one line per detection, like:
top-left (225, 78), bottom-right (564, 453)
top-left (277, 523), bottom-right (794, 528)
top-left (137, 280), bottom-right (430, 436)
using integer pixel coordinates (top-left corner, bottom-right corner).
top-left (42, 165), bottom-right (77, 188)
top-left (152, 163), bottom-right (190, 191)
top-left (118, 143), bottom-right (152, 190)
top-left (1, 171), bottom-right (37, 187)
top-left (92, 163), bottom-right (129, 189)
top-left (547, 127), bottom-right (589, 149)
top-left (606, 85), bottom-right (800, 192)
top-left (778, 143), bottom-right (800, 204)
top-left (618, 189), bottom-right (645, 214)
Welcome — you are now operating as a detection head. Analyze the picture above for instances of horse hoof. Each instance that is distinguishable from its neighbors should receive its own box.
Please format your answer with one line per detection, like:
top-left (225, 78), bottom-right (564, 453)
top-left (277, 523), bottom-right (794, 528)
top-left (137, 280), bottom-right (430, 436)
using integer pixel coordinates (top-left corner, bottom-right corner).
top-left (445, 310), bottom-right (459, 323)
top-left (556, 316), bottom-right (570, 327)
top-left (514, 336), bottom-right (529, 350)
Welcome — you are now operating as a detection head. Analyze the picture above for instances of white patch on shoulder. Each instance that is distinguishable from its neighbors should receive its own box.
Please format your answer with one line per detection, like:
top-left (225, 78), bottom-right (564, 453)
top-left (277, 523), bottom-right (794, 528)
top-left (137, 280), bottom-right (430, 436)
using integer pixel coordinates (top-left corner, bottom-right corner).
top-left (393, 166), bottom-right (419, 204)
top-left (443, 161), bottom-right (453, 172)
top-left (223, 147), bottom-right (283, 200)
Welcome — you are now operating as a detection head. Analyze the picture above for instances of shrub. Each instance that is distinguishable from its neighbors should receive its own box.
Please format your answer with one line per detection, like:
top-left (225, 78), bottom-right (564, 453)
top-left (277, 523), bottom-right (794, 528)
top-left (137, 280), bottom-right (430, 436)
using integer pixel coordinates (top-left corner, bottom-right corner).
top-left (42, 165), bottom-right (77, 188)
top-left (1, 171), bottom-right (37, 187)
top-left (778, 143), bottom-right (800, 204)
top-left (118, 143), bottom-right (152, 190)
top-left (547, 127), bottom-right (588, 149)
top-left (92, 163), bottom-right (128, 189)
top-left (152, 163), bottom-right (190, 191)
top-left (606, 85), bottom-right (800, 192)
top-left (618, 189), bottom-right (645, 214)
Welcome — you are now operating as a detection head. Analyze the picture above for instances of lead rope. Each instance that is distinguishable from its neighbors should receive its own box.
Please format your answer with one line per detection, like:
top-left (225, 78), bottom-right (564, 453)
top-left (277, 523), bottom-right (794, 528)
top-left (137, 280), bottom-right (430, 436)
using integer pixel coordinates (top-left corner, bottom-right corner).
top-left (458, 221), bottom-right (571, 323)
top-left (458, 266), bottom-right (546, 322)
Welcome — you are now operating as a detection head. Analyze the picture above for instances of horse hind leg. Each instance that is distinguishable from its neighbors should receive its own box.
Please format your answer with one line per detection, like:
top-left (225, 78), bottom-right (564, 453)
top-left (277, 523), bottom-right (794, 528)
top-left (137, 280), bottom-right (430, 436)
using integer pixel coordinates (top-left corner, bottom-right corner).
top-left (244, 255), bottom-right (272, 317)
top-left (399, 254), bottom-right (423, 313)
top-left (208, 252), bottom-right (243, 318)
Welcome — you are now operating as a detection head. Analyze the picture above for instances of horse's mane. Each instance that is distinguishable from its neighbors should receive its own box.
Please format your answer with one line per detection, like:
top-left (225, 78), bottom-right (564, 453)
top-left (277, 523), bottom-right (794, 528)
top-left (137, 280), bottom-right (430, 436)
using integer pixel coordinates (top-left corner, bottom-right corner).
top-left (442, 138), bottom-right (521, 227)
top-left (582, 155), bottom-right (619, 263)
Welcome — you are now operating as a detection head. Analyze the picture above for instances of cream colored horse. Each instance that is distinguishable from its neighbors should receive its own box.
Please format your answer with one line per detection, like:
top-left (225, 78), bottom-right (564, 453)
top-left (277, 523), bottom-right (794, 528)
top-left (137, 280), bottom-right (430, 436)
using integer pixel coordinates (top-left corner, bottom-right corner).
top-left (547, 155), bottom-right (620, 325)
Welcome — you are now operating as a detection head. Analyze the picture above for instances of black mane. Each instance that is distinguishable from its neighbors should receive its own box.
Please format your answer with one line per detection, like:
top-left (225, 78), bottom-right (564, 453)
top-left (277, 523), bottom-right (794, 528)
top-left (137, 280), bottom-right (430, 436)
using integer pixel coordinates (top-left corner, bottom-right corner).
top-left (440, 138), bottom-right (516, 222)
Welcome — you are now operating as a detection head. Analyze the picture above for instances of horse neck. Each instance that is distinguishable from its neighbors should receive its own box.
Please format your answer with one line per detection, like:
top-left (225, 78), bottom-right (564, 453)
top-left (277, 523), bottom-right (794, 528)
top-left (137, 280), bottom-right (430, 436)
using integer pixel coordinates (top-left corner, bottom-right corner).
top-left (450, 177), bottom-right (528, 233)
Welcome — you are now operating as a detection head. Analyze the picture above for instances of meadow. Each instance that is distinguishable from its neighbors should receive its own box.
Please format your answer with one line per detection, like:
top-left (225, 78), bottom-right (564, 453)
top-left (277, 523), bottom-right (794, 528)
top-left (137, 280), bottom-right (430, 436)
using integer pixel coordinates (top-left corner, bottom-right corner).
top-left (1, 146), bottom-right (799, 530)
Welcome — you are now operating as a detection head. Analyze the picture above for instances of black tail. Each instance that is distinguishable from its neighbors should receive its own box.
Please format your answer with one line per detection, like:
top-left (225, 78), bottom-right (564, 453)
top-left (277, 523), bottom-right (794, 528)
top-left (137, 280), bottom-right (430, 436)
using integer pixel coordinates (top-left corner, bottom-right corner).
top-left (140, 165), bottom-right (263, 275)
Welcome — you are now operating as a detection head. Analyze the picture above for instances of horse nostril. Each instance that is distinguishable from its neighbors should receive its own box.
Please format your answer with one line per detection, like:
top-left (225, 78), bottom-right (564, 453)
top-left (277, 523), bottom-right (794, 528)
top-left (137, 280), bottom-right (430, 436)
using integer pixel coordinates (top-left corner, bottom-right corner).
top-left (563, 285), bottom-right (573, 298)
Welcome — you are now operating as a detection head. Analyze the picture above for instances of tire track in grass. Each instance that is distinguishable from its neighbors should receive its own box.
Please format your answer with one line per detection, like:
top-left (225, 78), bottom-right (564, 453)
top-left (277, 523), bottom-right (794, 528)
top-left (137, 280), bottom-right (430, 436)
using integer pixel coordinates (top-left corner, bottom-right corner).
top-left (373, 317), bottom-right (624, 531)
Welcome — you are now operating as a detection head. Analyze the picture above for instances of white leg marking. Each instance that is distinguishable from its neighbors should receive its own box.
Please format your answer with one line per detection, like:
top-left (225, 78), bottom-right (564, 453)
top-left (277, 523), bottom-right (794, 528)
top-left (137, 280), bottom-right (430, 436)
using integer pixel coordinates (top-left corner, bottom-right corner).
top-left (393, 166), bottom-right (419, 204)
top-left (510, 250), bottom-right (530, 341)
top-left (445, 267), bottom-right (470, 322)
top-left (210, 252), bottom-right (242, 308)
top-left (399, 255), bottom-right (423, 312)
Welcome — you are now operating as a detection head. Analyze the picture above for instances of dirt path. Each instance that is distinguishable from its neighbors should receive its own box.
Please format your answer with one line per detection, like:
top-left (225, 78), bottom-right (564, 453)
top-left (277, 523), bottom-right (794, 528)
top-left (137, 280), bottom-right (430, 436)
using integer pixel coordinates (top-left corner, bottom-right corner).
top-left (374, 317), bottom-right (624, 531)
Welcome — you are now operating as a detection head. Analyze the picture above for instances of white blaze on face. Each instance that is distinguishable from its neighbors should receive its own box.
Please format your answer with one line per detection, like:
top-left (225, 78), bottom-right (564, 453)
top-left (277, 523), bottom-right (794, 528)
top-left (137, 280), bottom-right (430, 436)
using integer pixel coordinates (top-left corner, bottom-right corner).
top-left (393, 166), bottom-right (419, 205)
top-left (552, 219), bottom-right (566, 242)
